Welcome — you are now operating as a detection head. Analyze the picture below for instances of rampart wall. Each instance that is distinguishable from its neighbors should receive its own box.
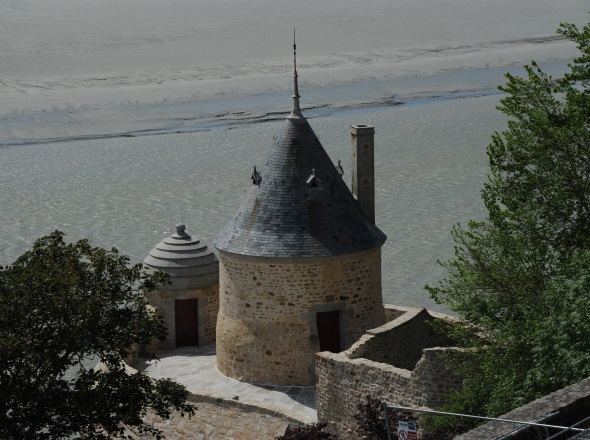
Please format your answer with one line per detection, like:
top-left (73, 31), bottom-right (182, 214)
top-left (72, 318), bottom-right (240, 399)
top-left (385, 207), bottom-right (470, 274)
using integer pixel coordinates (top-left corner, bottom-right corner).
top-left (348, 306), bottom-right (454, 369)
top-left (316, 306), bottom-right (461, 439)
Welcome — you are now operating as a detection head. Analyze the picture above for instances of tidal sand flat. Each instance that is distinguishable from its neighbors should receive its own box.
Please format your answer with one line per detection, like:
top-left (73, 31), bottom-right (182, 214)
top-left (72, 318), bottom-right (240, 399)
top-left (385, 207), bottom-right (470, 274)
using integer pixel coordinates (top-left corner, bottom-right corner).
top-left (0, 0), bottom-right (588, 144)
top-left (1, 0), bottom-right (588, 309)
top-left (0, 95), bottom-right (513, 311)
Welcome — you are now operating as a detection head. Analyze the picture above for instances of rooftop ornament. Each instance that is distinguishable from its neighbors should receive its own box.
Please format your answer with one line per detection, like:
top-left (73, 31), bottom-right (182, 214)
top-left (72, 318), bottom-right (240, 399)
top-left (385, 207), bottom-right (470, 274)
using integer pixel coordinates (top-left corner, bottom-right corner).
top-left (175, 223), bottom-right (189, 237)
top-left (336, 159), bottom-right (344, 178)
top-left (306, 168), bottom-right (321, 188)
top-left (288, 28), bottom-right (303, 120)
top-left (251, 165), bottom-right (262, 186)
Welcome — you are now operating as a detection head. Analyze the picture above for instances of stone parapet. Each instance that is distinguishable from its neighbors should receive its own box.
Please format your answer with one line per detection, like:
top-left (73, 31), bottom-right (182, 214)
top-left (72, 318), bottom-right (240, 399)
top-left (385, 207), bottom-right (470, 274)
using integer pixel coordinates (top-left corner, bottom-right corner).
top-left (348, 307), bottom-right (454, 369)
top-left (127, 365), bottom-right (312, 439)
top-left (185, 392), bottom-right (314, 426)
top-left (138, 399), bottom-right (293, 440)
top-left (316, 306), bottom-right (461, 439)
top-left (456, 377), bottom-right (590, 440)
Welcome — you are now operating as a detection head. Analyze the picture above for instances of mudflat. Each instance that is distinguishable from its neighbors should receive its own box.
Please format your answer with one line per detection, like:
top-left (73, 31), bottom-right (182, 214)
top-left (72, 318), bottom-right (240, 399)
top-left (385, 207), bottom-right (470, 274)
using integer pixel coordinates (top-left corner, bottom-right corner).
top-left (0, 0), bottom-right (587, 144)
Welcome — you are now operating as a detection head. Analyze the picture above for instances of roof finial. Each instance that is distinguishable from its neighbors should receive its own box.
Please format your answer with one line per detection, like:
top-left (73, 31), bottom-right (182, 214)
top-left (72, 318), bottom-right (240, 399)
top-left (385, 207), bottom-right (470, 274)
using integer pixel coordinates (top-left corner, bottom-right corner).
top-left (289, 28), bottom-right (303, 119)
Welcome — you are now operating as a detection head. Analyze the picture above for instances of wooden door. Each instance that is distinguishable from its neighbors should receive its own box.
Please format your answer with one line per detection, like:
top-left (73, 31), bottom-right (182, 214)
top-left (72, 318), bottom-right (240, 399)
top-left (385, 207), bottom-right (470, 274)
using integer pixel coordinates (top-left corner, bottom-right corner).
top-left (175, 299), bottom-right (199, 347)
top-left (316, 310), bottom-right (341, 353)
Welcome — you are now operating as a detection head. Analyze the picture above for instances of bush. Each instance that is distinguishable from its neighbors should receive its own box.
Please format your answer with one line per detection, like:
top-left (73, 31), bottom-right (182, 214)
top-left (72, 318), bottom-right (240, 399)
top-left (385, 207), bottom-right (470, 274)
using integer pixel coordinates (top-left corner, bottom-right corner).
top-left (355, 395), bottom-right (413, 440)
top-left (277, 422), bottom-right (340, 440)
top-left (354, 395), bottom-right (462, 440)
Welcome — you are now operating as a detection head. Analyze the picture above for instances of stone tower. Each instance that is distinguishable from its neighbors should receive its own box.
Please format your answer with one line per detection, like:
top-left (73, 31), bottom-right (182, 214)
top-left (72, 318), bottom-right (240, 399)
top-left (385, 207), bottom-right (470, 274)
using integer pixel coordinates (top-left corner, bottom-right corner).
top-left (213, 44), bottom-right (387, 386)
top-left (144, 223), bottom-right (219, 349)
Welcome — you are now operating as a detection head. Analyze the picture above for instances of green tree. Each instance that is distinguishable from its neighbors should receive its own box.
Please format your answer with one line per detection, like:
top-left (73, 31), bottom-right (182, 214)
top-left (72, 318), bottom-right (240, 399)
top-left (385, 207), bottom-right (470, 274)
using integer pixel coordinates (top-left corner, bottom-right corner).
top-left (427, 20), bottom-right (590, 420)
top-left (0, 231), bottom-right (194, 439)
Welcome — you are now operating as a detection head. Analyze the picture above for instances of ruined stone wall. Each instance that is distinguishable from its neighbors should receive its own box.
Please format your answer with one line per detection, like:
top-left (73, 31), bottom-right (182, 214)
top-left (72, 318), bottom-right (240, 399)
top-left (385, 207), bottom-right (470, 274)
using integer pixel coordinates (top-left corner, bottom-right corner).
top-left (146, 283), bottom-right (219, 349)
top-left (348, 308), bottom-right (454, 369)
top-left (316, 307), bottom-right (462, 439)
top-left (216, 248), bottom-right (386, 386)
top-left (316, 349), bottom-right (462, 439)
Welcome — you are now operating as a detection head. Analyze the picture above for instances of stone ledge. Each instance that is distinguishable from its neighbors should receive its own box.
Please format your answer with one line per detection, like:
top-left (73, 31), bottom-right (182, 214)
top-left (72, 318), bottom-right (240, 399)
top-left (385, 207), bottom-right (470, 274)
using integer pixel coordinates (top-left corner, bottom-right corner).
top-left (366, 307), bottom-right (430, 336)
top-left (343, 306), bottom-right (426, 360)
top-left (186, 391), bottom-right (316, 425)
top-left (317, 351), bottom-right (412, 379)
top-left (456, 377), bottom-right (590, 440)
top-left (125, 357), bottom-right (317, 427)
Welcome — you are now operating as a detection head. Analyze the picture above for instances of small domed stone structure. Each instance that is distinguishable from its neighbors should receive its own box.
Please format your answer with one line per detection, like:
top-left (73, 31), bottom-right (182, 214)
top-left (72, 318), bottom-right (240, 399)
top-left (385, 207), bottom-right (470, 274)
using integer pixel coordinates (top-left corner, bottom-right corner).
top-left (144, 224), bottom-right (219, 349)
top-left (213, 46), bottom-right (387, 385)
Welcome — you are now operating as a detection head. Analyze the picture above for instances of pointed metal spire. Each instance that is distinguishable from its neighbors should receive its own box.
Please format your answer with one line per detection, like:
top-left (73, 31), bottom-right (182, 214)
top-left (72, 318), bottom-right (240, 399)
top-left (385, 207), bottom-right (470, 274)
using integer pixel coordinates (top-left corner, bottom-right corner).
top-left (289, 28), bottom-right (303, 119)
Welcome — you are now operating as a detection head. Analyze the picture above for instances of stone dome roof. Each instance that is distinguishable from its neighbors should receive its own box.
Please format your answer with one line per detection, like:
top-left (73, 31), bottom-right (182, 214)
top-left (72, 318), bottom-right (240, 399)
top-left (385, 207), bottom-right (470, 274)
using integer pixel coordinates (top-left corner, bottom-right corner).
top-left (144, 224), bottom-right (219, 289)
top-left (214, 62), bottom-right (386, 258)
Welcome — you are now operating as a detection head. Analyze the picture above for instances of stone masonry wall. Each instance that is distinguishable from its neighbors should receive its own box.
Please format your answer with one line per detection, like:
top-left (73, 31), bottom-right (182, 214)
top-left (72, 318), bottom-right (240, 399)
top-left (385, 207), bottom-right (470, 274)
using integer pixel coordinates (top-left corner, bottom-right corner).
top-left (348, 307), bottom-right (454, 369)
top-left (216, 248), bottom-right (386, 386)
top-left (146, 284), bottom-right (219, 349)
top-left (203, 286), bottom-right (220, 344)
top-left (383, 304), bottom-right (406, 322)
top-left (316, 307), bottom-right (462, 439)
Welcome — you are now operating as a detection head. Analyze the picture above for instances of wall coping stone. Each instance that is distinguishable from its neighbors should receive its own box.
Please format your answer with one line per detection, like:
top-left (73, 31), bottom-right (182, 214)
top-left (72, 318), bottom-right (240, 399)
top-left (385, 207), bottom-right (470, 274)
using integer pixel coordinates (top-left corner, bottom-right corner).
top-left (185, 391), bottom-right (314, 426)
top-left (344, 304), bottom-right (457, 364)
top-left (317, 350), bottom-right (413, 379)
top-left (382, 304), bottom-right (457, 323)
top-left (365, 308), bottom-right (431, 336)
top-left (121, 358), bottom-right (316, 427)
top-left (456, 377), bottom-right (590, 439)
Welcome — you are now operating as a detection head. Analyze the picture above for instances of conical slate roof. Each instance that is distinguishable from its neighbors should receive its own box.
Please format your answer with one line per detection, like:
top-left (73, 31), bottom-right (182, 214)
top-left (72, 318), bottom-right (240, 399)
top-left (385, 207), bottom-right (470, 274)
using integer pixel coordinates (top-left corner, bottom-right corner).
top-left (144, 224), bottom-right (219, 289)
top-left (214, 51), bottom-right (386, 258)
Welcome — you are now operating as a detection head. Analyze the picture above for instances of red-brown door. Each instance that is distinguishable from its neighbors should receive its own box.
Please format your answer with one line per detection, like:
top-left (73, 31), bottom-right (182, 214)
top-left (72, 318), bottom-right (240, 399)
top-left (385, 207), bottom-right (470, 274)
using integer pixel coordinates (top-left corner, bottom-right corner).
top-left (317, 310), bottom-right (341, 353)
top-left (175, 299), bottom-right (199, 347)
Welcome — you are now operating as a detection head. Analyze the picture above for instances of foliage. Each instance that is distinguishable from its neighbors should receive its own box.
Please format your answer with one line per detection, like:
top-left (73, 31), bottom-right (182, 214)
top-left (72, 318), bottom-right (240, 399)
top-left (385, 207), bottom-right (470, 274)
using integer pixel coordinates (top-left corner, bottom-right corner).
top-left (427, 20), bottom-right (590, 420)
top-left (355, 394), bottom-right (394, 440)
top-left (277, 422), bottom-right (340, 440)
top-left (354, 394), bottom-right (457, 440)
top-left (354, 395), bottom-right (414, 440)
top-left (0, 231), bottom-right (194, 439)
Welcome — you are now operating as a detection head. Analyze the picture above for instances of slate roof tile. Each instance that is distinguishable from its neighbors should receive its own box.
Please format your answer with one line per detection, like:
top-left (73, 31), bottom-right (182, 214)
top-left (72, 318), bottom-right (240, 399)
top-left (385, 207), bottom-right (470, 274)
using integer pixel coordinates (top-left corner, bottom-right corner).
top-left (213, 110), bottom-right (386, 258)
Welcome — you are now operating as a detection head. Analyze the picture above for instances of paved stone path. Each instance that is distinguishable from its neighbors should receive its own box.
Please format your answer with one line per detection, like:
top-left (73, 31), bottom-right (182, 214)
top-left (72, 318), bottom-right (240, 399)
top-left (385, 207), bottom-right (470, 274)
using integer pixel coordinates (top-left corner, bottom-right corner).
top-left (137, 344), bottom-right (317, 423)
